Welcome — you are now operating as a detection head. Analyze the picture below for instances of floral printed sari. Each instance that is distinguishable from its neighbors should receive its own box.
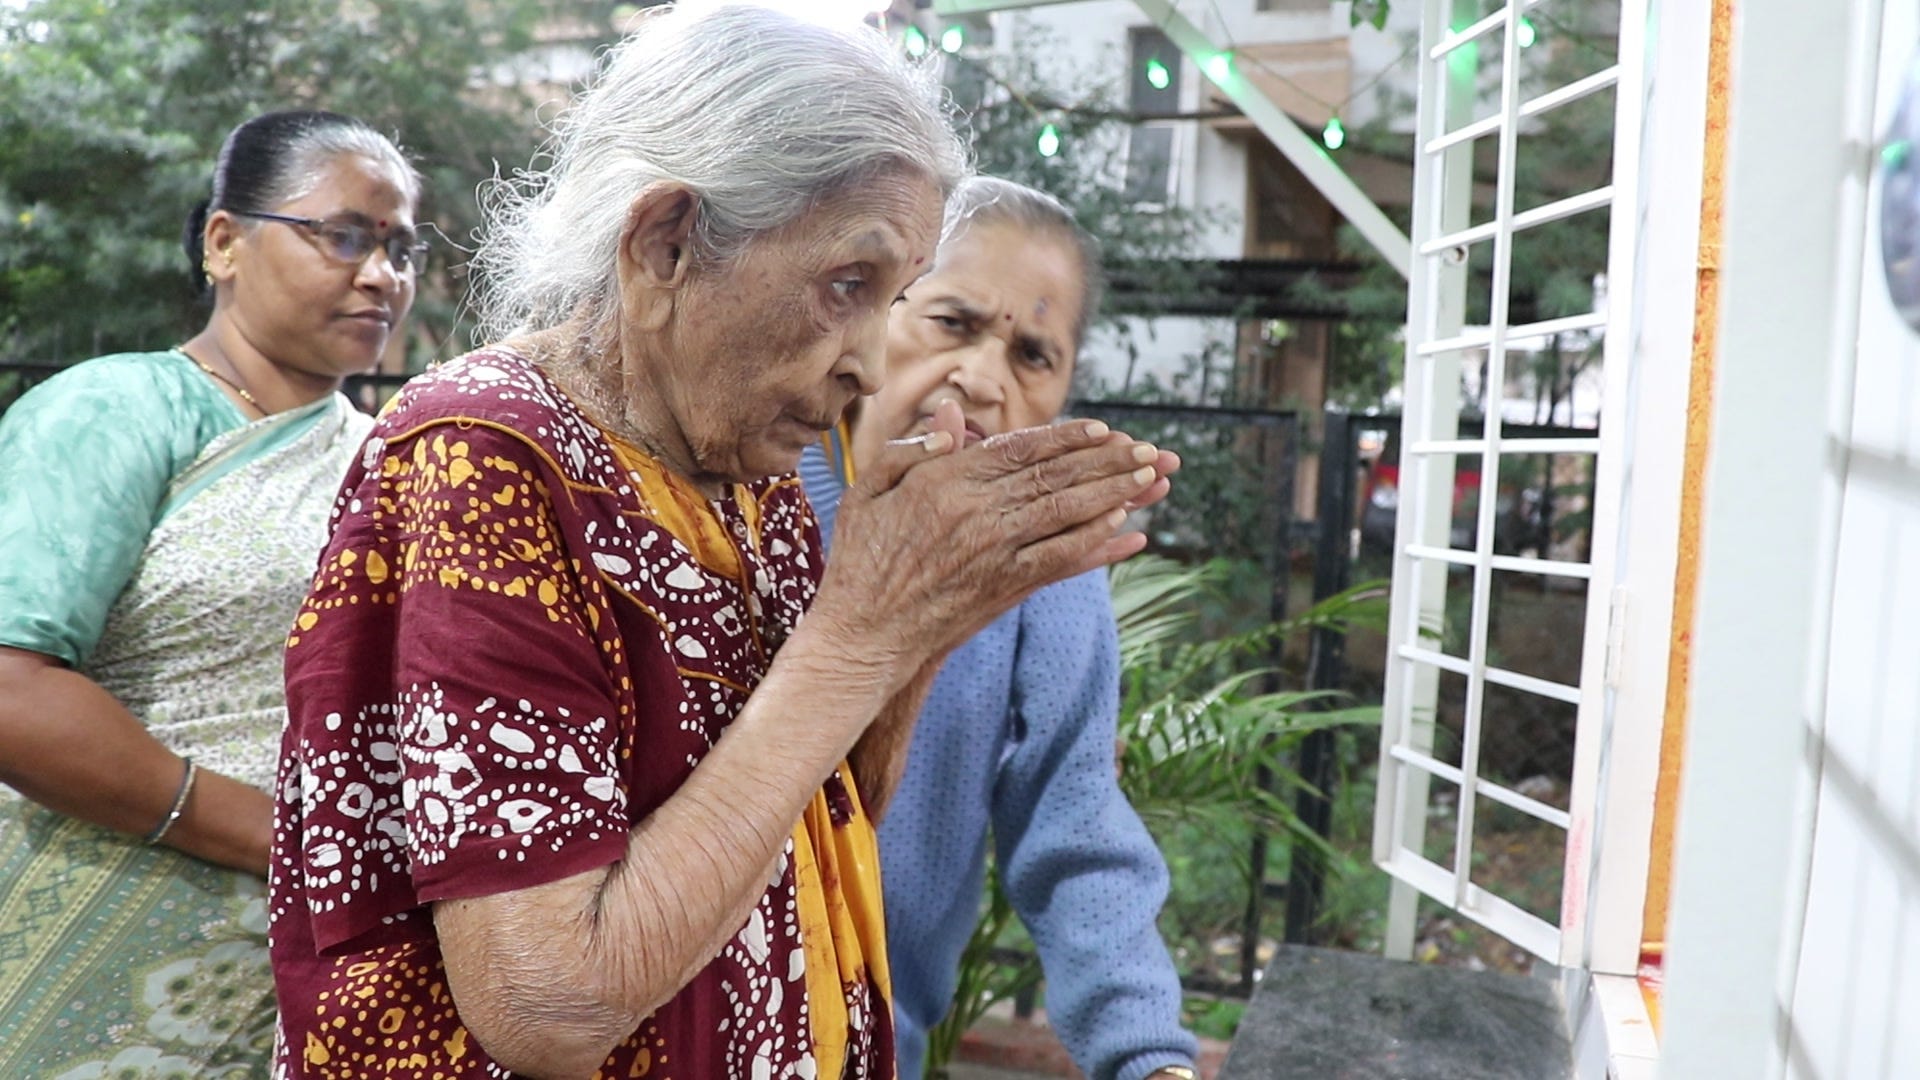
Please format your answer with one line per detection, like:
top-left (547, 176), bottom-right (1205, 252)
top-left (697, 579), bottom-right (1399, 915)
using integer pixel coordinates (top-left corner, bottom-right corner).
top-left (0, 353), bottom-right (371, 1078)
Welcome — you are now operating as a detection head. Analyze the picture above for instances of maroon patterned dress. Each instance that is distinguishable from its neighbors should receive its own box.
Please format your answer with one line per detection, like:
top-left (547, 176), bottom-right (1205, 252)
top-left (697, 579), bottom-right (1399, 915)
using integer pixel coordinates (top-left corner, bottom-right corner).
top-left (270, 349), bottom-right (894, 1079)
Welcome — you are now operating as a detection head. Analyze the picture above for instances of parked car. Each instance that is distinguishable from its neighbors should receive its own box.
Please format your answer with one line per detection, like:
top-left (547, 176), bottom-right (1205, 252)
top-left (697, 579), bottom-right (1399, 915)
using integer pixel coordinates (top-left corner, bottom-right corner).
top-left (1359, 422), bottom-right (1546, 558)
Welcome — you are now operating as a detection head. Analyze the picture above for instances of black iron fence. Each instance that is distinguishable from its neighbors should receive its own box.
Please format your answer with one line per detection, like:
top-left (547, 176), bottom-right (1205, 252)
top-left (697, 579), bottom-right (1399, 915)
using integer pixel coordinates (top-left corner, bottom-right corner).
top-left (1, 362), bottom-right (417, 417)
top-left (0, 363), bottom-right (62, 414)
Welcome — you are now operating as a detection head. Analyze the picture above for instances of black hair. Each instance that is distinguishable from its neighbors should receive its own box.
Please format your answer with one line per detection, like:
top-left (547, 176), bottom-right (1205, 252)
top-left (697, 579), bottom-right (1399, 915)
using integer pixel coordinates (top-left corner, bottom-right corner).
top-left (183, 109), bottom-right (419, 296)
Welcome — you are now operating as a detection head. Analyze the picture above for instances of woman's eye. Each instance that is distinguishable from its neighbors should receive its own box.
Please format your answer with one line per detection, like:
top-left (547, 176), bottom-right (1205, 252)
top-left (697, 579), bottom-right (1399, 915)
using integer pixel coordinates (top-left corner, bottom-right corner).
top-left (323, 226), bottom-right (370, 260)
top-left (831, 278), bottom-right (865, 300)
top-left (930, 314), bottom-right (964, 332)
top-left (1023, 348), bottom-right (1055, 371)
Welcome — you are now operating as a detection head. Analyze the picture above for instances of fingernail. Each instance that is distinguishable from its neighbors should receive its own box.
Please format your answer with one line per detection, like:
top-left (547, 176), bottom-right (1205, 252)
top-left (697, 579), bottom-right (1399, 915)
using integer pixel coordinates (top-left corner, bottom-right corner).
top-left (1106, 508), bottom-right (1128, 527)
top-left (1132, 465), bottom-right (1155, 485)
top-left (1131, 443), bottom-right (1156, 464)
top-left (926, 431), bottom-right (954, 453)
top-left (1083, 420), bottom-right (1110, 439)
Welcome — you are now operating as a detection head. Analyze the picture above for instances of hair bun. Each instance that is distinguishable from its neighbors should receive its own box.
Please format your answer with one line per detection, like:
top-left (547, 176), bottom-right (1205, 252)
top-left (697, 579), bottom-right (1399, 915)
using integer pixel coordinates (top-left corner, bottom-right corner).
top-left (182, 198), bottom-right (213, 295)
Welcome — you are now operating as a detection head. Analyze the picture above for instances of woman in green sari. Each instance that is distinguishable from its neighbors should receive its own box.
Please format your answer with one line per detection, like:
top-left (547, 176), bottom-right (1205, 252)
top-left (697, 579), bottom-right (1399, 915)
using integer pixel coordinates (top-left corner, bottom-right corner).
top-left (0, 109), bottom-right (421, 1076)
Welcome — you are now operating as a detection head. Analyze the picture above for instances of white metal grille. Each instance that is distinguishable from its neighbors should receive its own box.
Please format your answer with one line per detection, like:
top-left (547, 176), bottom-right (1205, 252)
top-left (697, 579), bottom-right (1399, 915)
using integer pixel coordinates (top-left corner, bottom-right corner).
top-left (1373, 0), bottom-right (1644, 964)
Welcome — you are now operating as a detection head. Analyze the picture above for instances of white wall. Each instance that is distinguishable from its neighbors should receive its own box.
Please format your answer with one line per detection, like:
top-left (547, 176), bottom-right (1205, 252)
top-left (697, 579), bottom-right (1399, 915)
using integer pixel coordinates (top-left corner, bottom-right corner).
top-left (1342, 0), bottom-right (1423, 130)
top-left (1658, 0), bottom-right (1920, 1076)
top-left (1781, 2), bottom-right (1920, 1075)
top-left (1653, 0), bottom-right (1866, 1073)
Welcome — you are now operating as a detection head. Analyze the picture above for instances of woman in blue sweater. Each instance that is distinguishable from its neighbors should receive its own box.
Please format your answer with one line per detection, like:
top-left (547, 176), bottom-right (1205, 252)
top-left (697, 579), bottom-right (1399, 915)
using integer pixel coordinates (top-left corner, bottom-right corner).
top-left (800, 176), bottom-right (1199, 1080)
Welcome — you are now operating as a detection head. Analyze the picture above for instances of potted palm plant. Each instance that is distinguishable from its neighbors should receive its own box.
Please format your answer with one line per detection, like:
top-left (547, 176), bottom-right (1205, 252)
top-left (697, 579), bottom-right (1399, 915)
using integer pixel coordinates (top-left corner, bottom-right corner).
top-left (922, 555), bottom-right (1385, 1076)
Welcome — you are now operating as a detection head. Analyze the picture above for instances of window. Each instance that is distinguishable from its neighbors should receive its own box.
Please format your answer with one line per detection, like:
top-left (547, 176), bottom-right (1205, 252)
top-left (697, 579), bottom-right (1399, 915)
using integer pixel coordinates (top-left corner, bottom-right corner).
top-left (1124, 124), bottom-right (1179, 207)
top-left (1373, 0), bottom-right (1642, 972)
top-left (1126, 28), bottom-right (1182, 209)
top-left (1129, 26), bottom-right (1181, 118)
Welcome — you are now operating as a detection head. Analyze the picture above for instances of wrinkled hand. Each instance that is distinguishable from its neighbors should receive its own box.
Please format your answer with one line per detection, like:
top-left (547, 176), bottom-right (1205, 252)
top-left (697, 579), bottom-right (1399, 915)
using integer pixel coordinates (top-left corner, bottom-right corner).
top-left (812, 400), bottom-right (1178, 679)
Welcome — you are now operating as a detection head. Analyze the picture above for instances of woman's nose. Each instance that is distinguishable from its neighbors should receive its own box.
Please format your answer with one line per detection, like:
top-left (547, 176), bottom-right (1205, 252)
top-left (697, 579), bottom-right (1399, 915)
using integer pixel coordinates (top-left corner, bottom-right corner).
top-left (354, 250), bottom-right (406, 295)
top-left (835, 314), bottom-right (887, 395)
top-left (946, 344), bottom-right (1007, 404)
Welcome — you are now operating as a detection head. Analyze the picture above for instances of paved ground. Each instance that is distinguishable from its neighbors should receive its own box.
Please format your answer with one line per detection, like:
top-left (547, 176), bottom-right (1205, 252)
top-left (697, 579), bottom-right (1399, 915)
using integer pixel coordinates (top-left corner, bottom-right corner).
top-left (946, 1066), bottom-right (1057, 1080)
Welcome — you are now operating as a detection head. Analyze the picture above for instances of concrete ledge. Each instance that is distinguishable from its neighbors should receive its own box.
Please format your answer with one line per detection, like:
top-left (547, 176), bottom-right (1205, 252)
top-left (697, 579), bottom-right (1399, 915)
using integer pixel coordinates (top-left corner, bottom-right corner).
top-left (1219, 945), bottom-right (1573, 1080)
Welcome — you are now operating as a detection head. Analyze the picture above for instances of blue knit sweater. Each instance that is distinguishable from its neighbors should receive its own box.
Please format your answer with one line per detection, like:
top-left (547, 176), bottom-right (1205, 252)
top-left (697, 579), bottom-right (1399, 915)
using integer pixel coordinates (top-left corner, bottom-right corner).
top-left (799, 442), bottom-right (1197, 1080)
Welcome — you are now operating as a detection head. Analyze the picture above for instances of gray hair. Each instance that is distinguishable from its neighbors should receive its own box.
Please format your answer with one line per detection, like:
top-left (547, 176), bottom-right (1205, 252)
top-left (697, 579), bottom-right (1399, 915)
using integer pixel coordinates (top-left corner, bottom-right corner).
top-left (472, 3), bottom-right (971, 344)
top-left (940, 176), bottom-right (1104, 349)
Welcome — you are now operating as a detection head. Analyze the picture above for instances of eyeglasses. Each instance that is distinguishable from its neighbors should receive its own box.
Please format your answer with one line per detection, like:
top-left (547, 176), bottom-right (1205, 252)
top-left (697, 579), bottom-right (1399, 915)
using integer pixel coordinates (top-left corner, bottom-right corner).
top-left (231, 210), bottom-right (429, 275)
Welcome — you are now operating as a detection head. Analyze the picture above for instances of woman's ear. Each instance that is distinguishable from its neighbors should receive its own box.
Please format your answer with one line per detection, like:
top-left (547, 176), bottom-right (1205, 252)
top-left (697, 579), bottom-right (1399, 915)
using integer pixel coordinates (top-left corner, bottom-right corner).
top-left (203, 211), bottom-right (243, 286)
top-left (617, 183), bottom-right (701, 331)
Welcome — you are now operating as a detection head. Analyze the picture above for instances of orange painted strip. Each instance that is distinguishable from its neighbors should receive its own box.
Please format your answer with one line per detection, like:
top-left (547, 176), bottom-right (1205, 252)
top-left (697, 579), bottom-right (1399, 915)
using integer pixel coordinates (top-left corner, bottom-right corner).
top-left (1639, 0), bottom-right (1736, 1031)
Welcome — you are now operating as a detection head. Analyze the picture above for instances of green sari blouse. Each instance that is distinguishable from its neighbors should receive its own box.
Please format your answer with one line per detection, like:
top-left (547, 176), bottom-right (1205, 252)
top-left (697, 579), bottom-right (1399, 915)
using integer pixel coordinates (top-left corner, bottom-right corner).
top-left (0, 349), bottom-right (249, 665)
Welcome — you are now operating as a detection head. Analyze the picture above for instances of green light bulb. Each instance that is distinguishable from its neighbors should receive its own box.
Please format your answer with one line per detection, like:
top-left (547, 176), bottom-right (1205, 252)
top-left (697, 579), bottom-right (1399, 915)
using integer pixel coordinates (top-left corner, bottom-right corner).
top-left (1146, 56), bottom-right (1171, 91)
top-left (940, 25), bottom-right (964, 53)
top-left (1204, 53), bottom-right (1232, 83)
top-left (1322, 116), bottom-right (1346, 150)
top-left (903, 25), bottom-right (928, 58)
top-left (1516, 17), bottom-right (1537, 48)
top-left (1037, 123), bottom-right (1061, 158)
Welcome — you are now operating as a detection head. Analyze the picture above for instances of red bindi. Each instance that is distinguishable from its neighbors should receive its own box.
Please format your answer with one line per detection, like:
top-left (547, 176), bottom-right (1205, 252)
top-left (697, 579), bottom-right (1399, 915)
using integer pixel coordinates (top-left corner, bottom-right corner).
top-left (377, 220), bottom-right (388, 229)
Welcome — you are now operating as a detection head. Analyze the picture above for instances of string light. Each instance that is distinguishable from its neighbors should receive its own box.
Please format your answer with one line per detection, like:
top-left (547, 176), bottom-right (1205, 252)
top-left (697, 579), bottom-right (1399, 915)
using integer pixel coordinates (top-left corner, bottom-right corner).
top-left (1037, 123), bottom-right (1061, 158)
top-left (1145, 56), bottom-right (1171, 90)
top-left (940, 25), bottom-right (965, 53)
top-left (1321, 116), bottom-right (1346, 150)
top-left (1515, 17), bottom-right (1538, 48)
top-left (1198, 29), bottom-right (1424, 149)
top-left (902, 25), bottom-right (928, 57)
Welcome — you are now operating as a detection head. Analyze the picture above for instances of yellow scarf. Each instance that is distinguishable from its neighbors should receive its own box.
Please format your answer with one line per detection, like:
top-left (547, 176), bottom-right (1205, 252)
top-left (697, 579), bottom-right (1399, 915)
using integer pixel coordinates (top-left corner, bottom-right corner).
top-left (607, 431), bottom-right (892, 1077)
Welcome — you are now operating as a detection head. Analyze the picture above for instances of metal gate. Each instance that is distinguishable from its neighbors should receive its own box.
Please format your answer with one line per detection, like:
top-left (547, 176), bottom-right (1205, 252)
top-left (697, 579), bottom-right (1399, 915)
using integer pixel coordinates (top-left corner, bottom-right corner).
top-left (1373, 0), bottom-right (1647, 966)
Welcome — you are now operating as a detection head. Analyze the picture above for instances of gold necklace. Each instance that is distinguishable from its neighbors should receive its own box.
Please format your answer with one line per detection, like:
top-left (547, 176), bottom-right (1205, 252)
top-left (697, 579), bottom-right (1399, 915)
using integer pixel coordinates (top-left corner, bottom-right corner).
top-left (177, 345), bottom-right (261, 411)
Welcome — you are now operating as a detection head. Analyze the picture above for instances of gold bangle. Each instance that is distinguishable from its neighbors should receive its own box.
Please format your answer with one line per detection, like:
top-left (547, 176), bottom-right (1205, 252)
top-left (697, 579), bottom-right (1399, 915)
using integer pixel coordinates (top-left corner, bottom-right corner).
top-left (145, 758), bottom-right (198, 845)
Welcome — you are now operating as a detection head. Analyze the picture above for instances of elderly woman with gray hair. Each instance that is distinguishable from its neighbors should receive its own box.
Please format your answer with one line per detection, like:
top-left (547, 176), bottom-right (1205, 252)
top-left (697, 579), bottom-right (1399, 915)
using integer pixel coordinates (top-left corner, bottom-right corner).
top-left (267, 6), bottom-right (1175, 1080)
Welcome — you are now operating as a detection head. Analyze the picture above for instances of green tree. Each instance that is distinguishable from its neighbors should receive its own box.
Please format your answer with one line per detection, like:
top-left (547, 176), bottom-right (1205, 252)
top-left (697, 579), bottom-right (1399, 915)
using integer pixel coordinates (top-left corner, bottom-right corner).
top-left (0, 0), bottom-right (590, 365)
top-left (1305, 1), bottom-right (1619, 414)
